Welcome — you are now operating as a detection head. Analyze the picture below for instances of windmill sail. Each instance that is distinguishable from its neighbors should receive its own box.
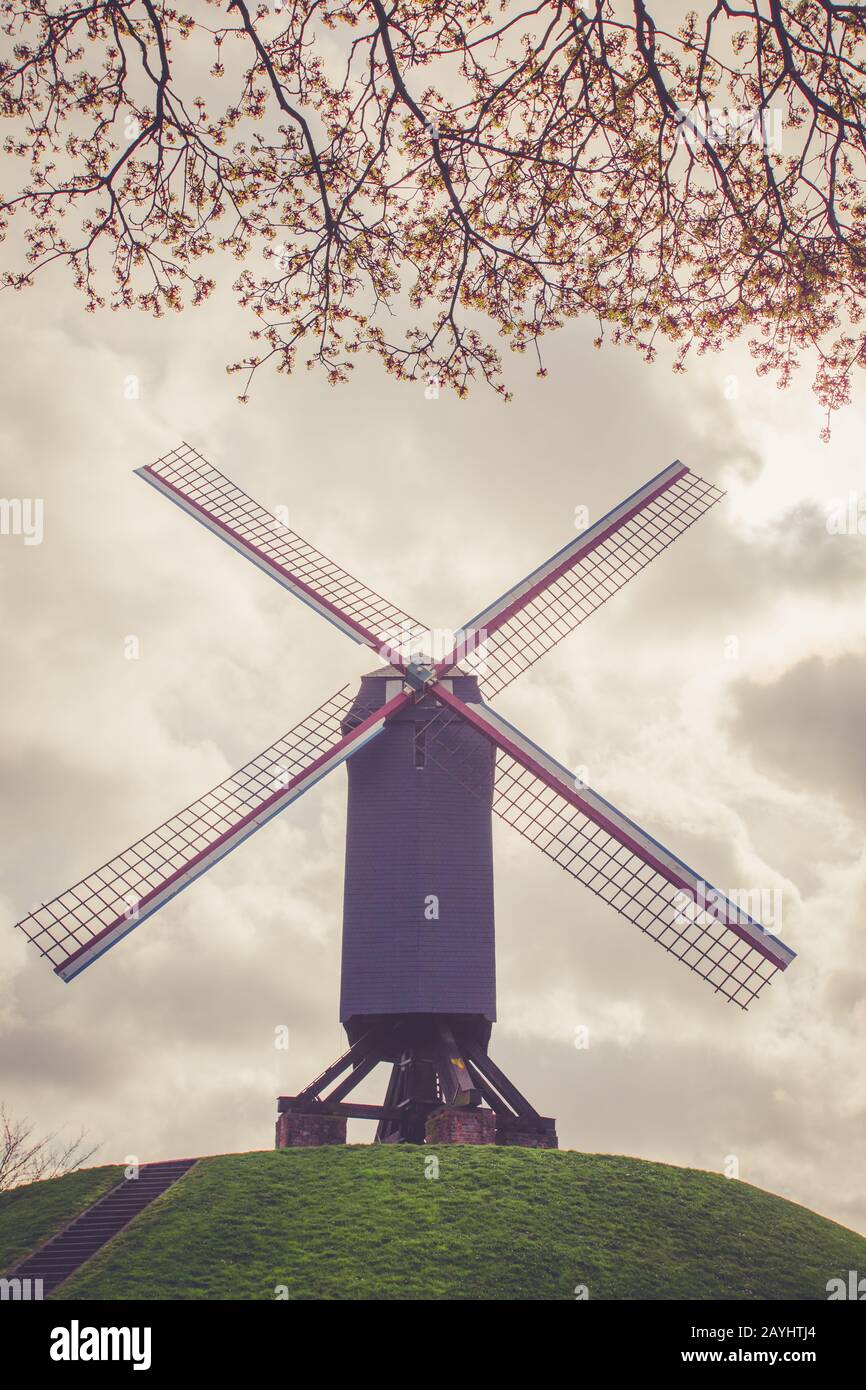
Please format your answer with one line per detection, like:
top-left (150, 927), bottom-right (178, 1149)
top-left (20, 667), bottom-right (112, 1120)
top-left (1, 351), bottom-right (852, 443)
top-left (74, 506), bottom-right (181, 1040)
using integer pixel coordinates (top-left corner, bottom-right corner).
top-left (15, 686), bottom-right (409, 982)
top-left (439, 463), bottom-right (724, 697)
top-left (137, 443), bottom-right (429, 658)
top-left (424, 685), bottom-right (795, 1009)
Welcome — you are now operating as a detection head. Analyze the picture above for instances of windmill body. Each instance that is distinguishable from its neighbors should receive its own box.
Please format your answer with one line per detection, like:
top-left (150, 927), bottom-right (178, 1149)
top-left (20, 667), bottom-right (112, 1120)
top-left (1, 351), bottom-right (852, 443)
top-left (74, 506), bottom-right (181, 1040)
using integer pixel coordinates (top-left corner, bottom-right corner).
top-left (14, 446), bottom-right (797, 1147)
top-left (340, 667), bottom-right (496, 1042)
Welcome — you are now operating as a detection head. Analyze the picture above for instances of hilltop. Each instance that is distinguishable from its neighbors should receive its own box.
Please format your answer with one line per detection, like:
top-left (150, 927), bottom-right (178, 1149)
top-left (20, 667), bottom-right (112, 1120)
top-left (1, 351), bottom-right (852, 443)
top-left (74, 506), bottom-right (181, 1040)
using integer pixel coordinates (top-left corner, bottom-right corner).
top-left (2, 1147), bottom-right (863, 1300)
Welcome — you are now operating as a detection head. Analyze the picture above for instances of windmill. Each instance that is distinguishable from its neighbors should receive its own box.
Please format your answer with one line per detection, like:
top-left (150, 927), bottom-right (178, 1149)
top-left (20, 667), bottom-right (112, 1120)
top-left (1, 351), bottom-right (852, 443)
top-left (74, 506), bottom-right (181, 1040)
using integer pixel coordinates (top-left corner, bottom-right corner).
top-left (15, 446), bottom-right (795, 1148)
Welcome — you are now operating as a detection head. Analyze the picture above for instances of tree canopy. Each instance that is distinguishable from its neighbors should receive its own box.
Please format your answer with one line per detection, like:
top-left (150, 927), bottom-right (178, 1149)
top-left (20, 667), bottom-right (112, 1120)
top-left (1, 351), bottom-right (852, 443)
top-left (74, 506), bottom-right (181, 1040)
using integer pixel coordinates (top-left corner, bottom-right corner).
top-left (1, 1), bottom-right (864, 426)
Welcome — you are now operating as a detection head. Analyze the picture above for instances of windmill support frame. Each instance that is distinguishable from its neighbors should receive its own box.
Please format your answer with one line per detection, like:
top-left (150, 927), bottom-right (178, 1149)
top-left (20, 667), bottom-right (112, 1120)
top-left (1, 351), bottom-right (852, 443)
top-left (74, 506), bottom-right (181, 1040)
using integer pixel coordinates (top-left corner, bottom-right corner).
top-left (276, 1018), bottom-right (557, 1147)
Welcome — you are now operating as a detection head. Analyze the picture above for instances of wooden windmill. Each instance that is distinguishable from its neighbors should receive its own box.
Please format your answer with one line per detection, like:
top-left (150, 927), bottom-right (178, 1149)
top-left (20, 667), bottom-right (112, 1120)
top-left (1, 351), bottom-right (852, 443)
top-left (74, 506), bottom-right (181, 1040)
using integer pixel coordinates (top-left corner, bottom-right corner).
top-left (15, 446), bottom-right (795, 1147)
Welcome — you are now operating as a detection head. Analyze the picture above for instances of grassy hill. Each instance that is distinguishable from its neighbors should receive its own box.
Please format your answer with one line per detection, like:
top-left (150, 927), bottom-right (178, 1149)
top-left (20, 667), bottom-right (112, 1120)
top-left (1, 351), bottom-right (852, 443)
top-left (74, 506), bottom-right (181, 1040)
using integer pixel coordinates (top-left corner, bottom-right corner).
top-left (3, 1147), bottom-right (864, 1300)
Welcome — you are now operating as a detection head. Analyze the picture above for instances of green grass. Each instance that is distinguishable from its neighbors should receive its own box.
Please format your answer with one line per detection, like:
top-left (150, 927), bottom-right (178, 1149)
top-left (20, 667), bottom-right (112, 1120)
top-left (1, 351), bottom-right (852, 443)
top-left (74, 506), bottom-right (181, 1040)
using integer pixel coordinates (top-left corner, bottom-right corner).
top-left (0, 1164), bottom-right (123, 1273)
top-left (2, 1148), bottom-right (859, 1301)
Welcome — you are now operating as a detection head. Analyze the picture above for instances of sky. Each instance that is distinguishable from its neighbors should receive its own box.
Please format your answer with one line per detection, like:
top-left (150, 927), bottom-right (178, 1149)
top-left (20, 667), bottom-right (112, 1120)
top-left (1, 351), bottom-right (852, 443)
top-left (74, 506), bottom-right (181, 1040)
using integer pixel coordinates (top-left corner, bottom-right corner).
top-left (1, 208), bottom-right (865, 1244)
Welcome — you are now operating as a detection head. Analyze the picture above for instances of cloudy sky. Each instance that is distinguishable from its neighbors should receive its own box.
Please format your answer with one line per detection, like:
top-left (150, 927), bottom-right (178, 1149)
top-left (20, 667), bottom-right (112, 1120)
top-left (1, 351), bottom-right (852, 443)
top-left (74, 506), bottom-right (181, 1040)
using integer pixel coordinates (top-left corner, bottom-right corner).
top-left (1, 212), bottom-right (865, 1242)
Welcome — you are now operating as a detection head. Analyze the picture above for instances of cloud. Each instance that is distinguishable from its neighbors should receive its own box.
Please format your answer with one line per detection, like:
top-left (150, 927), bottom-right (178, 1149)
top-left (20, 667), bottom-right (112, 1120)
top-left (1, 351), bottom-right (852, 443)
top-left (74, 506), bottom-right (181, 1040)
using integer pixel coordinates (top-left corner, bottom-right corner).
top-left (729, 651), bottom-right (866, 815)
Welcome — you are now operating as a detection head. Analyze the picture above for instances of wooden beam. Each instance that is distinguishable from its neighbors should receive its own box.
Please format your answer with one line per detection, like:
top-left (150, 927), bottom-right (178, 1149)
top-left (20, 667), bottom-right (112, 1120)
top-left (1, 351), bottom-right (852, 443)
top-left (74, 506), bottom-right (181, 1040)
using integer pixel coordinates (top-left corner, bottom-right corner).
top-left (375, 1062), bottom-right (402, 1143)
top-left (435, 1025), bottom-right (481, 1107)
top-left (465, 1059), bottom-right (513, 1117)
top-left (294, 1026), bottom-right (384, 1101)
top-left (462, 1042), bottom-right (541, 1121)
top-left (325, 1049), bottom-right (381, 1103)
top-left (278, 1098), bottom-right (406, 1122)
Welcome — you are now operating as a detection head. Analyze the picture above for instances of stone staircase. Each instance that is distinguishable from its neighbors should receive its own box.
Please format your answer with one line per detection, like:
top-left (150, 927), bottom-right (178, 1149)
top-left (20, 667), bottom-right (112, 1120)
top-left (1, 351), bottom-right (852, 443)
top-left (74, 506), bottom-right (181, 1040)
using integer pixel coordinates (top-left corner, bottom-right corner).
top-left (5, 1157), bottom-right (198, 1296)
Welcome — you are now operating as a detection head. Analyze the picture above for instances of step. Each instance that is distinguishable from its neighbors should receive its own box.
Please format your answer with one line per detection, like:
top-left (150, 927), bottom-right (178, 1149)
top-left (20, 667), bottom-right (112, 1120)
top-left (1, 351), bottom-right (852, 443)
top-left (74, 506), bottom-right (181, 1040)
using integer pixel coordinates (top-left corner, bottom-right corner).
top-left (3, 1156), bottom-right (199, 1293)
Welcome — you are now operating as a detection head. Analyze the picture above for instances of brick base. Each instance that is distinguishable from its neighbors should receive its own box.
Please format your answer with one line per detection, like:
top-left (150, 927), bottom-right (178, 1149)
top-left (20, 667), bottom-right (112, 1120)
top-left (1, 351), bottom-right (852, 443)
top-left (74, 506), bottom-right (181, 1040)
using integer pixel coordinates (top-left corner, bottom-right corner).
top-left (425, 1106), bottom-right (497, 1145)
top-left (275, 1110), bottom-right (347, 1148)
top-left (496, 1126), bottom-right (558, 1150)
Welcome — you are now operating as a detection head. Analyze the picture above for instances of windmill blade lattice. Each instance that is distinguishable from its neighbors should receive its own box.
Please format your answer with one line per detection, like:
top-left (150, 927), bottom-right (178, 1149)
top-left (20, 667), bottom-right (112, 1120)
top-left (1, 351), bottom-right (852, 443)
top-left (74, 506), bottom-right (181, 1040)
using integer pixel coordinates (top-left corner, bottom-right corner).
top-left (16, 685), bottom-right (407, 982)
top-left (449, 464), bottom-right (724, 697)
top-left (138, 443), bottom-right (429, 658)
top-left (420, 687), bottom-right (794, 1009)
